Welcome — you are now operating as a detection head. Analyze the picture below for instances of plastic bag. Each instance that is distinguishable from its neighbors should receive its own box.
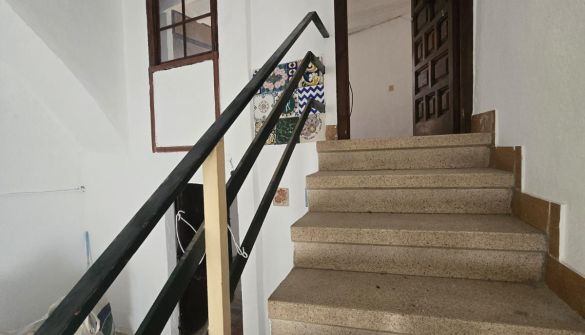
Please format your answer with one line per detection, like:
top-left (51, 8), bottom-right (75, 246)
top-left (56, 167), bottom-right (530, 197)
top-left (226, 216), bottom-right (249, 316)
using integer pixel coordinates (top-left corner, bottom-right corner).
top-left (9, 298), bottom-right (114, 335)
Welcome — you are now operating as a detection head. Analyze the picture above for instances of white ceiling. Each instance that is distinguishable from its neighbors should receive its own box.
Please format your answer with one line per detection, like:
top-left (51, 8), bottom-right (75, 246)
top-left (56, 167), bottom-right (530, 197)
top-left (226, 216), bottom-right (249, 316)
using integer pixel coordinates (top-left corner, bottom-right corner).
top-left (348, 0), bottom-right (411, 34)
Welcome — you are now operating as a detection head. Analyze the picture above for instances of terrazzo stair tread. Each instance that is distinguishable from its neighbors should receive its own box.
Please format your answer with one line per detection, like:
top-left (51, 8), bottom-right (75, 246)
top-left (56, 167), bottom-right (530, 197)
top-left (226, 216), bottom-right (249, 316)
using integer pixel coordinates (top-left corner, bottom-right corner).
top-left (318, 146), bottom-right (491, 171)
top-left (291, 213), bottom-right (547, 251)
top-left (293, 242), bottom-right (544, 282)
top-left (271, 319), bottom-right (402, 334)
top-left (306, 168), bottom-right (514, 189)
top-left (317, 133), bottom-right (493, 152)
top-left (268, 268), bottom-right (585, 335)
top-left (308, 188), bottom-right (512, 214)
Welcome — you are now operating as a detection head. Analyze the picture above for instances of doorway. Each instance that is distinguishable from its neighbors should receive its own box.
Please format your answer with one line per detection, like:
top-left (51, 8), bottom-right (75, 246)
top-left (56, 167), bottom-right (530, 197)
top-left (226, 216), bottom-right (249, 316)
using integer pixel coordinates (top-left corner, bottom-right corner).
top-left (172, 184), bottom-right (243, 335)
top-left (334, 0), bottom-right (473, 138)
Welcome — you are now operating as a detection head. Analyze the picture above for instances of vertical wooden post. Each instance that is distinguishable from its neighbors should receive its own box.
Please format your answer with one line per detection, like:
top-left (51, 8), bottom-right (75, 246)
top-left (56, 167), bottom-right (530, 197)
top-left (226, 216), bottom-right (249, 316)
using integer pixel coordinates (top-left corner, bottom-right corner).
top-left (203, 139), bottom-right (231, 335)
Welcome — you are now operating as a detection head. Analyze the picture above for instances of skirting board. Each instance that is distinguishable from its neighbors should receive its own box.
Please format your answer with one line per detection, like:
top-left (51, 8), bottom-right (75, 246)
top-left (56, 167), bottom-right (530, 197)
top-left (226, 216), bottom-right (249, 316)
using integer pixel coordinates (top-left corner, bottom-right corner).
top-left (472, 110), bottom-right (585, 318)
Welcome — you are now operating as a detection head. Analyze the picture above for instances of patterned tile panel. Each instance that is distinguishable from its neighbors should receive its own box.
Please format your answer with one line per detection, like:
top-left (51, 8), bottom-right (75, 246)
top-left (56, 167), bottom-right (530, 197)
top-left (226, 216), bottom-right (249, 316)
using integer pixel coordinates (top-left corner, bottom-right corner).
top-left (252, 58), bottom-right (327, 145)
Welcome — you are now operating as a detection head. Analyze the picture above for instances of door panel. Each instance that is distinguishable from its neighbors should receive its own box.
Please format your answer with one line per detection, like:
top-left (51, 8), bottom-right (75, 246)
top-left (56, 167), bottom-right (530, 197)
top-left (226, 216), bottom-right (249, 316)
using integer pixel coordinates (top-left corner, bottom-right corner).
top-left (412, 0), bottom-right (460, 135)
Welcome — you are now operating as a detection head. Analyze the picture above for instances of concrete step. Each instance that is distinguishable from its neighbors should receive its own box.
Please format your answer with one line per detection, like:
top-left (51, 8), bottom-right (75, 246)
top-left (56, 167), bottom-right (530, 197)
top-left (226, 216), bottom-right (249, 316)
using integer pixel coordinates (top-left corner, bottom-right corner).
top-left (317, 133), bottom-right (492, 171)
top-left (269, 269), bottom-right (585, 335)
top-left (308, 188), bottom-right (512, 214)
top-left (306, 168), bottom-right (514, 189)
top-left (291, 213), bottom-right (546, 251)
top-left (318, 146), bottom-right (490, 171)
top-left (317, 133), bottom-right (493, 152)
top-left (291, 213), bottom-right (546, 282)
top-left (294, 242), bottom-right (543, 282)
top-left (271, 320), bottom-right (399, 334)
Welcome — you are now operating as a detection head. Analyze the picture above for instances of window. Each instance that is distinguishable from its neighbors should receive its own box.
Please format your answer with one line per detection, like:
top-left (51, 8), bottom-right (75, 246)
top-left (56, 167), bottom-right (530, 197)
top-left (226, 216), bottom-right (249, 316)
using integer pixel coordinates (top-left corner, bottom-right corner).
top-left (146, 0), bottom-right (220, 153)
top-left (147, 0), bottom-right (218, 66)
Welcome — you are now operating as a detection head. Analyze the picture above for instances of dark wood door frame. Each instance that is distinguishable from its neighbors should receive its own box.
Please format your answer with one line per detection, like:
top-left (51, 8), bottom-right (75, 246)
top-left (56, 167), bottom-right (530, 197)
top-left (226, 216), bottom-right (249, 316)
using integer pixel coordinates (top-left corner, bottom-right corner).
top-left (334, 0), bottom-right (351, 140)
top-left (334, 0), bottom-right (472, 137)
top-left (458, 0), bottom-right (473, 133)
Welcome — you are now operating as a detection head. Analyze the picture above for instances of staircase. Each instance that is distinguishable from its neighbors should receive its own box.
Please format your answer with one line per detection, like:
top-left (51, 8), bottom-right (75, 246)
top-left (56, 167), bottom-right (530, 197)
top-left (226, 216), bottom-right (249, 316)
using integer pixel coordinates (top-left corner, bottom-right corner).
top-left (268, 133), bottom-right (585, 334)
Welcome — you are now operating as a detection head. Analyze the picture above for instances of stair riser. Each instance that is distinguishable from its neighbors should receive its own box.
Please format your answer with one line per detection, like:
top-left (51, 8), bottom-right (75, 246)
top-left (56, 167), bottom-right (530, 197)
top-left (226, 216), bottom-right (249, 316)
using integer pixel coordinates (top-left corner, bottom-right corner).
top-left (294, 242), bottom-right (544, 282)
top-left (292, 227), bottom-right (547, 252)
top-left (308, 189), bottom-right (512, 214)
top-left (306, 173), bottom-right (513, 189)
top-left (271, 319), bottom-right (399, 335)
top-left (317, 133), bottom-right (493, 152)
top-left (269, 302), bottom-right (579, 335)
top-left (318, 147), bottom-right (490, 171)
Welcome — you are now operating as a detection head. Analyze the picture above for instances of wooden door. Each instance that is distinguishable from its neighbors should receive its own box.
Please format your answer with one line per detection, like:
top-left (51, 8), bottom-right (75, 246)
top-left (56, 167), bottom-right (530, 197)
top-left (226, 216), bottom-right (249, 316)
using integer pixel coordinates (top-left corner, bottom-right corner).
top-left (412, 0), bottom-right (460, 135)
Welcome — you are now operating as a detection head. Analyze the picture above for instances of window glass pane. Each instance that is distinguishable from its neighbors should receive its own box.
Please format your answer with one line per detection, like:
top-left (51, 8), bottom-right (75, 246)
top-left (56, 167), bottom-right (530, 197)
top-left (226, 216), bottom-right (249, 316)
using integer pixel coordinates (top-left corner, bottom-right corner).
top-left (185, 18), bottom-right (213, 57)
top-left (160, 27), bottom-right (185, 62)
top-left (184, 0), bottom-right (210, 19)
top-left (159, 0), bottom-right (183, 27)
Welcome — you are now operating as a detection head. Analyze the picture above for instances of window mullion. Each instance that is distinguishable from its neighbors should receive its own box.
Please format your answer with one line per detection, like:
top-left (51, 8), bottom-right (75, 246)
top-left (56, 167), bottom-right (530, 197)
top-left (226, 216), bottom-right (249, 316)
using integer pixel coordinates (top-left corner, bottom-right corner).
top-left (181, 0), bottom-right (187, 57)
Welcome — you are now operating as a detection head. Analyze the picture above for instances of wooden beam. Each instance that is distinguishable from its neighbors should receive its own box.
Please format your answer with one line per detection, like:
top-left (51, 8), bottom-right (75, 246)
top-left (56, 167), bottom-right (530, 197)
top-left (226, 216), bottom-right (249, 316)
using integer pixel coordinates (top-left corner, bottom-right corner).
top-left (203, 139), bottom-right (231, 335)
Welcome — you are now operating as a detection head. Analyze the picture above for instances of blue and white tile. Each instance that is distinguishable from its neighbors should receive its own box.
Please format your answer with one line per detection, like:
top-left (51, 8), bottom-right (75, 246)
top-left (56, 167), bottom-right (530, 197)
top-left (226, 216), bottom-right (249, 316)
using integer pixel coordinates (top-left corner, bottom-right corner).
top-left (295, 84), bottom-right (325, 115)
top-left (299, 61), bottom-right (324, 88)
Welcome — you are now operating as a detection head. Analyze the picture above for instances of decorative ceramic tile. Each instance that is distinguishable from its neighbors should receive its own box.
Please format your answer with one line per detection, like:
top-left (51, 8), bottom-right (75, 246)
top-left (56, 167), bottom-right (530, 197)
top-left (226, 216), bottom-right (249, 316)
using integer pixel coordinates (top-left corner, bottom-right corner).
top-left (252, 93), bottom-right (276, 120)
top-left (255, 120), bottom-right (276, 145)
top-left (300, 113), bottom-right (326, 143)
top-left (295, 85), bottom-right (325, 115)
top-left (275, 117), bottom-right (300, 145)
top-left (273, 187), bottom-right (289, 207)
top-left (276, 93), bottom-right (298, 118)
top-left (326, 125), bottom-right (338, 140)
top-left (255, 58), bottom-right (323, 94)
top-left (299, 62), bottom-right (324, 88)
top-left (257, 63), bottom-right (291, 94)
top-left (286, 61), bottom-right (298, 78)
top-left (252, 57), bottom-right (326, 145)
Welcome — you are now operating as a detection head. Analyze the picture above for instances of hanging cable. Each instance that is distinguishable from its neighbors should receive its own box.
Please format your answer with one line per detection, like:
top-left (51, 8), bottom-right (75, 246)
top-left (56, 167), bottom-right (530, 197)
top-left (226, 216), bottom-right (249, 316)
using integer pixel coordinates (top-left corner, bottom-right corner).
top-left (349, 80), bottom-right (354, 117)
top-left (175, 210), bottom-right (197, 254)
top-left (227, 223), bottom-right (248, 258)
top-left (175, 210), bottom-right (248, 260)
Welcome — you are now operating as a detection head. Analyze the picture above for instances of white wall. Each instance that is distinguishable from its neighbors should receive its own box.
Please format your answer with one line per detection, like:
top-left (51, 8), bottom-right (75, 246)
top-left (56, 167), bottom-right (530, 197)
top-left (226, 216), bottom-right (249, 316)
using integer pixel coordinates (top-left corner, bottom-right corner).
top-left (0, 0), bottom-right (333, 333)
top-left (474, 0), bottom-right (585, 276)
top-left (84, 1), bottom-right (252, 332)
top-left (0, 63), bottom-right (86, 331)
top-left (80, 1), bottom-right (205, 332)
top-left (111, 2), bottom-right (335, 333)
top-left (0, 1), bottom-right (123, 153)
top-left (153, 61), bottom-right (217, 147)
top-left (5, 0), bottom-right (128, 135)
top-left (0, 1), bottom-right (115, 330)
top-left (246, 2), bottom-right (336, 334)
top-left (349, 17), bottom-right (413, 139)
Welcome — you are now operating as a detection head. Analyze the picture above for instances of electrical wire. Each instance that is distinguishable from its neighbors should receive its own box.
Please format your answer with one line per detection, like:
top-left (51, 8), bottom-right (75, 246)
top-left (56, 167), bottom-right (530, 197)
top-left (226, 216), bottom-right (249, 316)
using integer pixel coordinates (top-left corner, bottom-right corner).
top-left (0, 185), bottom-right (85, 197)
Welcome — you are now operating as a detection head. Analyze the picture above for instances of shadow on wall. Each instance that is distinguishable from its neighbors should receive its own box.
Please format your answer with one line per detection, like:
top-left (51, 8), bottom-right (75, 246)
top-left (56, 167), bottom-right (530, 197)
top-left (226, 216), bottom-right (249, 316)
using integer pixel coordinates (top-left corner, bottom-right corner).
top-left (0, 250), bottom-right (83, 331)
top-left (0, 250), bottom-right (133, 333)
top-left (104, 269), bottom-right (132, 333)
top-left (4, 0), bottom-right (128, 135)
